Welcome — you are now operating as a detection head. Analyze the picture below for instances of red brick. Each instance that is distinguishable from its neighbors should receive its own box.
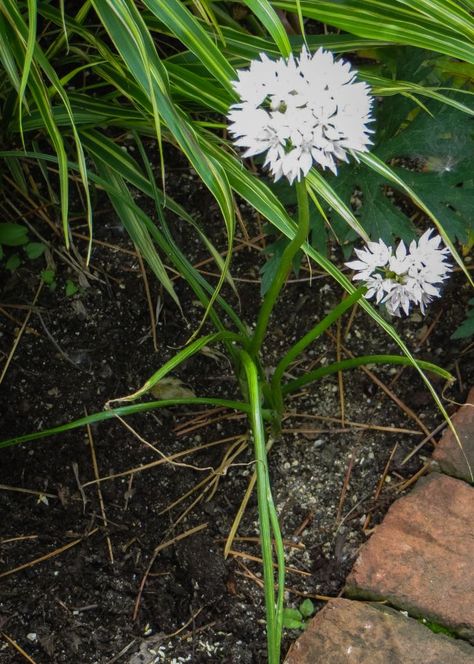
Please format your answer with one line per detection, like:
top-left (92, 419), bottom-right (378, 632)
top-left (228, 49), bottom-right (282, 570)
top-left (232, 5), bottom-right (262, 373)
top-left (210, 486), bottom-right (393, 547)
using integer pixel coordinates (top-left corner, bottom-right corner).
top-left (432, 387), bottom-right (474, 483)
top-left (285, 599), bottom-right (474, 663)
top-left (345, 473), bottom-right (474, 642)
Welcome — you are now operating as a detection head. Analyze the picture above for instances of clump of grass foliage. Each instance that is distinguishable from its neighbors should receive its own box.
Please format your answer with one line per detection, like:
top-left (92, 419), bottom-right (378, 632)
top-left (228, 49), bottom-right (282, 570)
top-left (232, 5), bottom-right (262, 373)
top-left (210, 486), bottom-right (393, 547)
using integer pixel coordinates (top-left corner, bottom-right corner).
top-left (1, 2), bottom-right (473, 662)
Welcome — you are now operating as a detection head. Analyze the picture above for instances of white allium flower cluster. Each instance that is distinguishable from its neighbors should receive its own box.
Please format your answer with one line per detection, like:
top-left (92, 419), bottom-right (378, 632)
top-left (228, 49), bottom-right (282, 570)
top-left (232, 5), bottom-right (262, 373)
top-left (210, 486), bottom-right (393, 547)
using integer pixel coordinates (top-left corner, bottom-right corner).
top-left (227, 47), bottom-right (373, 184)
top-left (346, 229), bottom-right (452, 317)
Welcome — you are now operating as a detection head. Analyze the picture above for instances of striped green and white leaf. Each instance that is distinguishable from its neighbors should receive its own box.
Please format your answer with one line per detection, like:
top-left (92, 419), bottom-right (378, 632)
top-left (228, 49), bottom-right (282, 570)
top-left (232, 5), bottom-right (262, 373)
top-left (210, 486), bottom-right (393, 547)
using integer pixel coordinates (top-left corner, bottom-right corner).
top-left (363, 71), bottom-right (474, 116)
top-left (141, 0), bottom-right (236, 93)
top-left (273, 0), bottom-right (474, 63)
top-left (97, 164), bottom-right (179, 306)
top-left (92, 0), bottom-right (236, 327)
top-left (240, 0), bottom-right (292, 57)
top-left (0, 13), bottom-right (21, 92)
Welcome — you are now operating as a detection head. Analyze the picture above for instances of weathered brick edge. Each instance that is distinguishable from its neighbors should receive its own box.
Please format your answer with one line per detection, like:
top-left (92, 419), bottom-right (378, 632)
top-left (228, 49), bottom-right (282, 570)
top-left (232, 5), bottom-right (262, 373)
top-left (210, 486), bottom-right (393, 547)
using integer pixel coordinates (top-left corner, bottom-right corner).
top-left (284, 389), bottom-right (474, 663)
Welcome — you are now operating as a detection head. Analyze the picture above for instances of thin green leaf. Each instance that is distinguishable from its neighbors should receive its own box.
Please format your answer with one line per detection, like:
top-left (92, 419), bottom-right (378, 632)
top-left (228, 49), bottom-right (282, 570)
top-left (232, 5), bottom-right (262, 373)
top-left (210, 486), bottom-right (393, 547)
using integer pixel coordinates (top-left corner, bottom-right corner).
top-left (58, 0), bottom-right (69, 51)
top-left (19, 92), bottom-right (147, 131)
top-left (96, 164), bottom-right (179, 306)
top-left (0, 13), bottom-right (21, 92)
top-left (0, 398), bottom-right (261, 451)
top-left (272, 288), bottom-right (365, 391)
top-left (134, 131), bottom-right (239, 298)
top-left (240, 350), bottom-right (282, 662)
top-left (172, 24), bottom-right (391, 62)
top-left (296, 2), bottom-right (306, 43)
top-left (2, 0), bottom-right (93, 259)
top-left (18, 0), bottom-right (37, 140)
top-left (363, 71), bottom-right (474, 116)
top-left (282, 355), bottom-right (453, 394)
top-left (166, 62), bottom-right (231, 113)
top-left (1, 0), bottom-right (70, 246)
top-left (306, 168), bottom-right (370, 242)
top-left (108, 331), bottom-right (244, 404)
top-left (273, 1), bottom-right (474, 63)
top-left (0, 148), bottom-right (247, 342)
top-left (189, 0), bottom-right (227, 45)
top-left (241, 0), bottom-right (292, 57)
top-left (394, 0), bottom-right (474, 41)
top-left (141, 0), bottom-right (236, 93)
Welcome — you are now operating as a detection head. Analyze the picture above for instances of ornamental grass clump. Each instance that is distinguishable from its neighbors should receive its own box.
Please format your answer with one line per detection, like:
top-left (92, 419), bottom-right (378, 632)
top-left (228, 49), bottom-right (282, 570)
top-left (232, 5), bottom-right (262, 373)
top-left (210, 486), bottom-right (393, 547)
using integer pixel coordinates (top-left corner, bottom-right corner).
top-left (227, 47), bottom-right (373, 183)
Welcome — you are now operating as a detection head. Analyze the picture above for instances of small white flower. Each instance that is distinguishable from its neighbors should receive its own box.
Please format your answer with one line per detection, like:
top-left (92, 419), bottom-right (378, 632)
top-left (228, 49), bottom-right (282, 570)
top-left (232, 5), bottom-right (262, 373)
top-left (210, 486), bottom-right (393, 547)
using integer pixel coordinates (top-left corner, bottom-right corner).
top-left (383, 283), bottom-right (413, 317)
top-left (407, 229), bottom-right (451, 278)
top-left (365, 273), bottom-right (394, 304)
top-left (227, 47), bottom-right (374, 184)
top-left (388, 240), bottom-right (410, 275)
top-left (345, 239), bottom-right (392, 281)
top-left (345, 230), bottom-right (451, 317)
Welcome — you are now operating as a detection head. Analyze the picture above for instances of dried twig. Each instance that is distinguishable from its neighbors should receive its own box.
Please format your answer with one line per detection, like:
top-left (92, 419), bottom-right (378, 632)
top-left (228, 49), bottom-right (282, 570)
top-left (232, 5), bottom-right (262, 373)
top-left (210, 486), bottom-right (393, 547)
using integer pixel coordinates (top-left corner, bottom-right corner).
top-left (115, 415), bottom-right (220, 473)
top-left (0, 535), bottom-right (38, 545)
top-left (81, 437), bottom-right (231, 488)
top-left (0, 281), bottom-right (43, 386)
top-left (234, 561), bottom-right (333, 602)
top-left (135, 247), bottom-right (158, 352)
top-left (282, 412), bottom-right (421, 435)
top-left (363, 443), bottom-right (398, 531)
top-left (133, 523), bottom-right (208, 620)
top-left (227, 549), bottom-right (311, 577)
top-left (86, 417), bottom-right (114, 564)
top-left (0, 484), bottom-right (56, 498)
top-left (72, 462), bottom-right (88, 513)
top-left (325, 331), bottom-right (431, 437)
top-left (216, 536), bottom-right (304, 550)
top-left (1, 632), bottom-right (38, 663)
top-left (336, 453), bottom-right (355, 523)
top-left (105, 639), bottom-right (137, 664)
top-left (0, 529), bottom-right (98, 579)
top-left (401, 421), bottom-right (447, 465)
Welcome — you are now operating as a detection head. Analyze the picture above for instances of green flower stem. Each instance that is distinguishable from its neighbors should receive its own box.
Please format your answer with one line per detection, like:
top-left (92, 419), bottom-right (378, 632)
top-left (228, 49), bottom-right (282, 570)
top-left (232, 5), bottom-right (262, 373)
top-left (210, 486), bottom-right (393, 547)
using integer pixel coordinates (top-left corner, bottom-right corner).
top-left (271, 288), bottom-right (365, 415)
top-left (265, 445), bottom-right (286, 664)
top-left (240, 351), bottom-right (283, 664)
top-left (249, 179), bottom-right (310, 358)
top-left (281, 355), bottom-right (453, 396)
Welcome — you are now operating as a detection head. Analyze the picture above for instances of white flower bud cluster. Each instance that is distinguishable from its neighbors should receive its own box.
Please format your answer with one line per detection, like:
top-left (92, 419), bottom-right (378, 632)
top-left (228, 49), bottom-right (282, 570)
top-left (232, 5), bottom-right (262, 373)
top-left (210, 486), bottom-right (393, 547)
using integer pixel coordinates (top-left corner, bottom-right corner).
top-left (346, 230), bottom-right (452, 316)
top-left (227, 48), bottom-right (373, 184)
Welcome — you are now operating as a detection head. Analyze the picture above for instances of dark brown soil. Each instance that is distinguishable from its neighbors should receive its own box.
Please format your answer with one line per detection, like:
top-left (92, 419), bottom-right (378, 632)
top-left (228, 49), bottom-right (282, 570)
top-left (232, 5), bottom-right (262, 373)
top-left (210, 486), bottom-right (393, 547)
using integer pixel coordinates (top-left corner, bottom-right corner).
top-left (1, 159), bottom-right (473, 663)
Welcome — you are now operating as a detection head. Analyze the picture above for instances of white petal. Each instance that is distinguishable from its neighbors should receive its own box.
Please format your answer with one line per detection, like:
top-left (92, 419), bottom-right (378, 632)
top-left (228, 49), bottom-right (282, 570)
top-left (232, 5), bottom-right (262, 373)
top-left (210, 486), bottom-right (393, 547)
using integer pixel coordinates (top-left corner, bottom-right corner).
top-left (345, 260), bottom-right (372, 271)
